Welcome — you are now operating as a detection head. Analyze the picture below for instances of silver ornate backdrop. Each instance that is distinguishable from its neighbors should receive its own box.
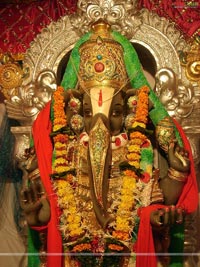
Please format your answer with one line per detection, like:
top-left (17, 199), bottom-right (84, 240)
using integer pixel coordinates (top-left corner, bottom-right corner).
top-left (2, 0), bottom-right (200, 266)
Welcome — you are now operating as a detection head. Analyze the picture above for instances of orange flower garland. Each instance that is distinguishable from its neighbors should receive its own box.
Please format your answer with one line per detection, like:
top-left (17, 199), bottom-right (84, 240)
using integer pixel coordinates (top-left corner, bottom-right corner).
top-left (53, 86), bottom-right (67, 132)
top-left (132, 85), bottom-right (149, 128)
top-left (108, 244), bottom-right (124, 252)
top-left (53, 134), bottom-right (69, 173)
top-left (113, 85), bottom-right (150, 242)
top-left (128, 132), bottom-right (147, 168)
top-left (52, 87), bottom-right (70, 174)
top-left (128, 86), bottom-right (149, 169)
top-left (52, 86), bottom-right (84, 241)
top-left (72, 243), bottom-right (92, 252)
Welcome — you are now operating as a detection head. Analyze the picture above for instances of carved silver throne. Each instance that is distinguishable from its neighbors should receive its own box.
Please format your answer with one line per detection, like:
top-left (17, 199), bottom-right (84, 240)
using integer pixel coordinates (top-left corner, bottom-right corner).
top-left (3, 1), bottom-right (200, 266)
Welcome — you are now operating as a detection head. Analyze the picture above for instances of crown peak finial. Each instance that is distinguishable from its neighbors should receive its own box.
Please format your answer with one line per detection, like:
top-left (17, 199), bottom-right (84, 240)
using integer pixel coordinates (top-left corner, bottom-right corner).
top-left (90, 19), bottom-right (111, 40)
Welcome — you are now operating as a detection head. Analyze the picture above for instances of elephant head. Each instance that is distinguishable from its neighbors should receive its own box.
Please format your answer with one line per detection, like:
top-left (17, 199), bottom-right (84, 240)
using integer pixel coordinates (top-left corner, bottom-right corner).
top-left (64, 83), bottom-right (130, 229)
top-left (61, 20), bottom-right (154, 230)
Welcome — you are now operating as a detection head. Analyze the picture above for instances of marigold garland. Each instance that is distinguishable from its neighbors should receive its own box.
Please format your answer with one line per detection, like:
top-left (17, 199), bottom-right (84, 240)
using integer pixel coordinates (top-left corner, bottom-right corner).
top-left (108, 244), bottom-right (124, 252)
top-left (52, 86), bottom-right (84, 241)
top-left (113, 85), bottom-right (151, 242)
top-left (51, 84), bottom-right (153, 265)
top-left (134, 85), bottom-right (149, 126)
top-left (53, 86), bottom-right (67, 132)
top-left (114, 174), bottom-right (136, 240)
top-left (72, 243), bottom-right (92, 252)
top-left (53, 134), bottom-right (70, 173)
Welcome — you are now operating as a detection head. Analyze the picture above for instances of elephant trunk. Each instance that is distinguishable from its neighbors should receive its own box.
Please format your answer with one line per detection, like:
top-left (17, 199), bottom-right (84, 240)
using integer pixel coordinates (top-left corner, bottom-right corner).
top-left (87, 114), bottom-right (112, 229)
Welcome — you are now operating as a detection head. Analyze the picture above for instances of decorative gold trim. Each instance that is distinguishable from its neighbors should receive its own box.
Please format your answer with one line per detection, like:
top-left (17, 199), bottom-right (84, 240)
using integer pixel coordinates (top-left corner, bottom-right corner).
top-left (28, 168), bottom-right (40, 180)
top-left (0, 53), bottom-right (24, 99)
top-left (168, 167), bottom-right (188, 183)
top-left (185, 40), bottom-right (200, 84)
top-left (0, 53), bottom-right (24, 63)
top-left (89, 117), bottom-right (110, 203)
top-left (79, 22), bottom-right (128, 91)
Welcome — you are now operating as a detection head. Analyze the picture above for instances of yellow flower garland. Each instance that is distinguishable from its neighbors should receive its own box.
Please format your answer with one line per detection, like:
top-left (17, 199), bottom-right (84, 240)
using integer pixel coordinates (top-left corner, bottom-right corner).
top-left (113, 86), bottom-right (150, 241)
top-left (113, 173), bottom-right (137, 240)
top-left (52, 85), bottom-right (151, 251)
top-left (52, 86), bottom-right (84, 240)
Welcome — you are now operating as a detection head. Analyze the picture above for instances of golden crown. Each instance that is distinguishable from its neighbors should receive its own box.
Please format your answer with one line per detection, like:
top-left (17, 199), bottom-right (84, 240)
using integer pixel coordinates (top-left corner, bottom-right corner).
top-left (78, 20), bottom-right (128, 91)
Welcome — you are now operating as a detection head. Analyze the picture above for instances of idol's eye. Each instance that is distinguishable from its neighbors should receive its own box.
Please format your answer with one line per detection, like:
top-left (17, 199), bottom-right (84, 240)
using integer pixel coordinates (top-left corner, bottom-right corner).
top-left (84, 108), bottom-right (92, 117)
top-left (111, 107), bottom-right (123, 117)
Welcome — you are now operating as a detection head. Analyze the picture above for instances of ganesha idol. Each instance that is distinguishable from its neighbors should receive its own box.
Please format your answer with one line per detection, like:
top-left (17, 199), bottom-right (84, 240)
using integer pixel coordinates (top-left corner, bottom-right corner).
top-left (19, 20), bottom-right (198, 267)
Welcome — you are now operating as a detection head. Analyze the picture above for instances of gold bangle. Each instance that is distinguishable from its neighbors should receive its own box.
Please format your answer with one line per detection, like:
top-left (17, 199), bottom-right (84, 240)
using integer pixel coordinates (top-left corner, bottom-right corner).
top-left (26, 154), bottom-right (37, 170)
top-left (28, 168), bottom-right (40, 180)
top-left (168, 167), bottom-right (188, 183)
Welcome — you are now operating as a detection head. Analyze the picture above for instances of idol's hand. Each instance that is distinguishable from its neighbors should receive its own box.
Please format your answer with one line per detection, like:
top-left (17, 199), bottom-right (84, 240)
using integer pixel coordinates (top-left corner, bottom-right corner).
top-left (150, 206), bottom-right (184, 227)
top-left (20, 177), bottom-right (50, 226)
top-left (168, 141), bottom-right (190, 172)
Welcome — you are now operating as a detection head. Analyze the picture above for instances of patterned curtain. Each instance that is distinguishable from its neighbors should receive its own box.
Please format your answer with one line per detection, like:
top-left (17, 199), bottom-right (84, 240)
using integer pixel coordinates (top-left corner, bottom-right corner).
top-left (0, 0), bottom-right (77, 55)
top-left (138, 0), bottom-right (200, 39)
top-left (0, 0), bottom-right (199, 56)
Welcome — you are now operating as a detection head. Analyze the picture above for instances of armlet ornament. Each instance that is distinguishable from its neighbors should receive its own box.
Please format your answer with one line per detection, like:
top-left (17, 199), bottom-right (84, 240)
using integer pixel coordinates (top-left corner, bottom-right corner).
top-left (168, 167), bottom-right (188, 183)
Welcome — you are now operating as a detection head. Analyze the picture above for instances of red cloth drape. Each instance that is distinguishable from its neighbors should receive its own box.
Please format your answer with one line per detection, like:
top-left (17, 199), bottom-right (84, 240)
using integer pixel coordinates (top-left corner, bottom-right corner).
top-left (136, 204), bottom-right (165, 267)
top-left (32, 101), bottom-right (63, 267)
top-left (136, 118), bottom-right (198, 267)
top-left (0, 0), bottom-right (77, 54)
top-left (174, 118), bottom-right (198, 212)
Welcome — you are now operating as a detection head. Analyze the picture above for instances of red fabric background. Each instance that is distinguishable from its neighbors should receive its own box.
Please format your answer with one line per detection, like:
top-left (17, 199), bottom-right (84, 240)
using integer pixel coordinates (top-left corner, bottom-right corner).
top-left (0, 0), bottom-right (199, 55)
top-left (0, 0), bottom-right (77, 54)
top-left (138, 0), bottom-right (200, 39)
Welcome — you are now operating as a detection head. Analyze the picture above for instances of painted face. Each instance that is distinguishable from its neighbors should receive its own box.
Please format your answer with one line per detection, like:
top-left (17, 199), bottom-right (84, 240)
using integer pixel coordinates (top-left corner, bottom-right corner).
top-left (109, 92), bottom-right (124, 136)
top-left (83, 89), bottom-right (124, 136)
top-left (83, 93), bottom-right (93, 134)
top-left (89, 87), bottom-right (115, 118)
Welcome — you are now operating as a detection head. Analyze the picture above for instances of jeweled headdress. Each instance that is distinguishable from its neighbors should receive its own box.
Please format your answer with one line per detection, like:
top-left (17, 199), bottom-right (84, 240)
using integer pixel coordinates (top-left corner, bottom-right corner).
top-left (78, 20), bottom-right (129, 91)
top-left (61, 19), bottom-right (149, 93)
top-left (61, 19), bottom-right (169, 126)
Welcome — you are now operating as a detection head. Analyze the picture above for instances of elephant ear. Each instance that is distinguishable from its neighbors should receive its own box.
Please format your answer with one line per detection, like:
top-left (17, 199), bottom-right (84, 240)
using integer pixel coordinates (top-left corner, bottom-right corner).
top-left (125, 88), bottom-right (137, 99)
